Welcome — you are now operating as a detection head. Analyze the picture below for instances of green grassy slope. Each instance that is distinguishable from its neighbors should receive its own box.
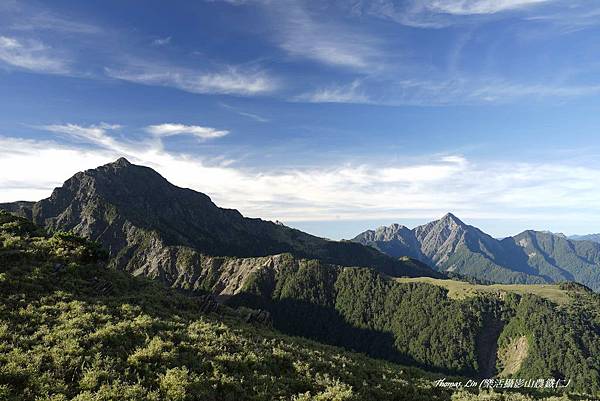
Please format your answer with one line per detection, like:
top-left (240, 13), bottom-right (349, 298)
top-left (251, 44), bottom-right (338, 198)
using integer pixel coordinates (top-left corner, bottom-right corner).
top-left (394, 277), bottom-right (571, 305)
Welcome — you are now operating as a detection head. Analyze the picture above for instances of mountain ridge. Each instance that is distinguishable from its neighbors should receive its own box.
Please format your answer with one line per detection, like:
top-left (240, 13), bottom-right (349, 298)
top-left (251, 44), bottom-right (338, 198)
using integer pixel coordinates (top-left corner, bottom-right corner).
top-left (0, 158), bottom-right (439, 288)
top-left (570, 233), bottom-right (600, 243)
top-left (352, 215), bottom-right (600, 291)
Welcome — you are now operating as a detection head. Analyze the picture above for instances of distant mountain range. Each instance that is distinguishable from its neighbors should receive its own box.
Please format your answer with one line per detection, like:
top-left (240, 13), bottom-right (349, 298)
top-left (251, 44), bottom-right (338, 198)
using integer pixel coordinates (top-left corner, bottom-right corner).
top-left (570, 233), bottom-right (600, 243)
top-left (352, 213), bottom-right (600, 291)
top-left (0, 158), bottom-right (437, 291)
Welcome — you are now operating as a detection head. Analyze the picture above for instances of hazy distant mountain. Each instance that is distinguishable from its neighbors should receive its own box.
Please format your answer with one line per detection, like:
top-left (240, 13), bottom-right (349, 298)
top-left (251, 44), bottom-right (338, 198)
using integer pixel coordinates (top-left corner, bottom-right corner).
top-left (0, 158), bottom-right (438, 287)
top-left (353, 214), bottom-right (600, 291)
top-left (570, 233), bottom-right (600, 243)
top-left (352, 223), bottom-right (425, 261)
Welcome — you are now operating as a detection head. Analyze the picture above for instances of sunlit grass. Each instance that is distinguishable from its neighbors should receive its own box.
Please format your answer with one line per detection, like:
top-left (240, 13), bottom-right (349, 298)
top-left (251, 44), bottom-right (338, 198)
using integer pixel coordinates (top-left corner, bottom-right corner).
top-left (394, 277), bottom-right (571, 305)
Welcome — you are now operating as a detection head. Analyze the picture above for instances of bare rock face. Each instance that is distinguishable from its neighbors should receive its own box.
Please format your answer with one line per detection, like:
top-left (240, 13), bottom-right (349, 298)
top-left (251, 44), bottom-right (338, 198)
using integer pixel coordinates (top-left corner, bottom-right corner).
top-left (121, 241), bottom-right (303, 299)
top-left (414, 213), bottom-right (468, 263)
top-left (497, 336), bottom-right (529, 377)
top-left (353, 223), bottom-right (424, 261)
top-left (413, 213), bottom-right (504, 265)
top-left (0, 158), bottom-right (440, 295)
top-left (354, 213), bottom-right (498, 266)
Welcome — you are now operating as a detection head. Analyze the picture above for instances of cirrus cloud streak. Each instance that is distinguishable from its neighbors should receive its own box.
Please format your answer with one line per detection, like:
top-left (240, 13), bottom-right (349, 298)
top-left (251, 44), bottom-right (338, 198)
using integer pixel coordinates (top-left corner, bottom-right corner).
top-left (145, 123), bottom-right (229, 140)
top-left (105, 64), bottom-right (279, 96)
top-left (0, 35), bottom-right (69, 74)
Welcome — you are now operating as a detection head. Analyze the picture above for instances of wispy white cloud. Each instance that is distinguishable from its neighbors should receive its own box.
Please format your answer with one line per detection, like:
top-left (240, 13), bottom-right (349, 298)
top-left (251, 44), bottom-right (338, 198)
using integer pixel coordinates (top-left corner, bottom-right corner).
top-left (5, 128), bottom-right (600, 231)
top-left (296, 80), bottom-right (372, 104)
top-left (235, 110), bottom-right (269, 123)
top-left (426, 78), bottom-right (600, 104)
top-left (205, 0), bottom-right (260, 4)
top-left (105, 64), bottom-right (279, 96)
top-left (466, 80), bottom-right (600, 101)
top-left (8, 12), bottom-right (102, 34)
top-left (1, 1), bottom-right (102, 34)
top-left (37, 123), bottom-right (130, 153)
top-left (424, 0), bottom-right (552, 15)
top-left (198, 68), bottom-right (278, 94)
top-left (0, 36), bottom-right (69, 74)
top-left (352, 0), bottom-right (555, 28)
top-left (277, 6), bottom-right (382, 71)
top-left (152, 36), bottom-right (172, 46)
top-left (222, 0), bottom-right (386, 71)
top-left (145, 123), bottom-right (229, 140)
top-left (297, 76), bottom-right (600, 105)
top-left (37, 122), bottom-right (227, 159)
top-left (220, 103), bottom-right (270, 122)
top-left (524, 5), bottom-right (600, 33)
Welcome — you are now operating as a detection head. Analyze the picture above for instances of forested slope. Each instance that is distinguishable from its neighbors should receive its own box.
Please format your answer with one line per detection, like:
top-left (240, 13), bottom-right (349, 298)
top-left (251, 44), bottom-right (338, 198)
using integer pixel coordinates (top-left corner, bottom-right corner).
top-left (229, 258), bottom-right (600, 395)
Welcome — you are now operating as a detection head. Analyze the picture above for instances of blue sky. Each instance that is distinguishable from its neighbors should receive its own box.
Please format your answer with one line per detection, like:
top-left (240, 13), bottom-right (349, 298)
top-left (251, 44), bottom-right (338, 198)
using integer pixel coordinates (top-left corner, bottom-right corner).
top-left (3, 0), bottom-right (600, 239)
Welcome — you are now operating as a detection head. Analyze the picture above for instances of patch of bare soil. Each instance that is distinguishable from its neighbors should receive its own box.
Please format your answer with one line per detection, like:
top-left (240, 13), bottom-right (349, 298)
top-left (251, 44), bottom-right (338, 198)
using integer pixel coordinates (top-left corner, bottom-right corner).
top-left (497, 336), bottom-right (529, 377)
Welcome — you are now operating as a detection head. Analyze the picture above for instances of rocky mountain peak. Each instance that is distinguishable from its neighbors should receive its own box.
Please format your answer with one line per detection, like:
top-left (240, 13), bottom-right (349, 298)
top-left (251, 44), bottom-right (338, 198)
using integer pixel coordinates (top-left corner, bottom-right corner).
top-left (388, 223), bottom-right (409, 231)
top-left (68, 158), bottom-right (187, 204)
top-left (438, 212), bottom-right (466, 228)
top-left (111, 157), bottom-right (132, 167)
top-left (375, 223), bottom-right (410, 236)
top-left (351, 223), bottom-right (412, 243)
top-left (413, 213), bottom-right (467, 243)
top-left (351, 222), bottom-right (424, 261)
